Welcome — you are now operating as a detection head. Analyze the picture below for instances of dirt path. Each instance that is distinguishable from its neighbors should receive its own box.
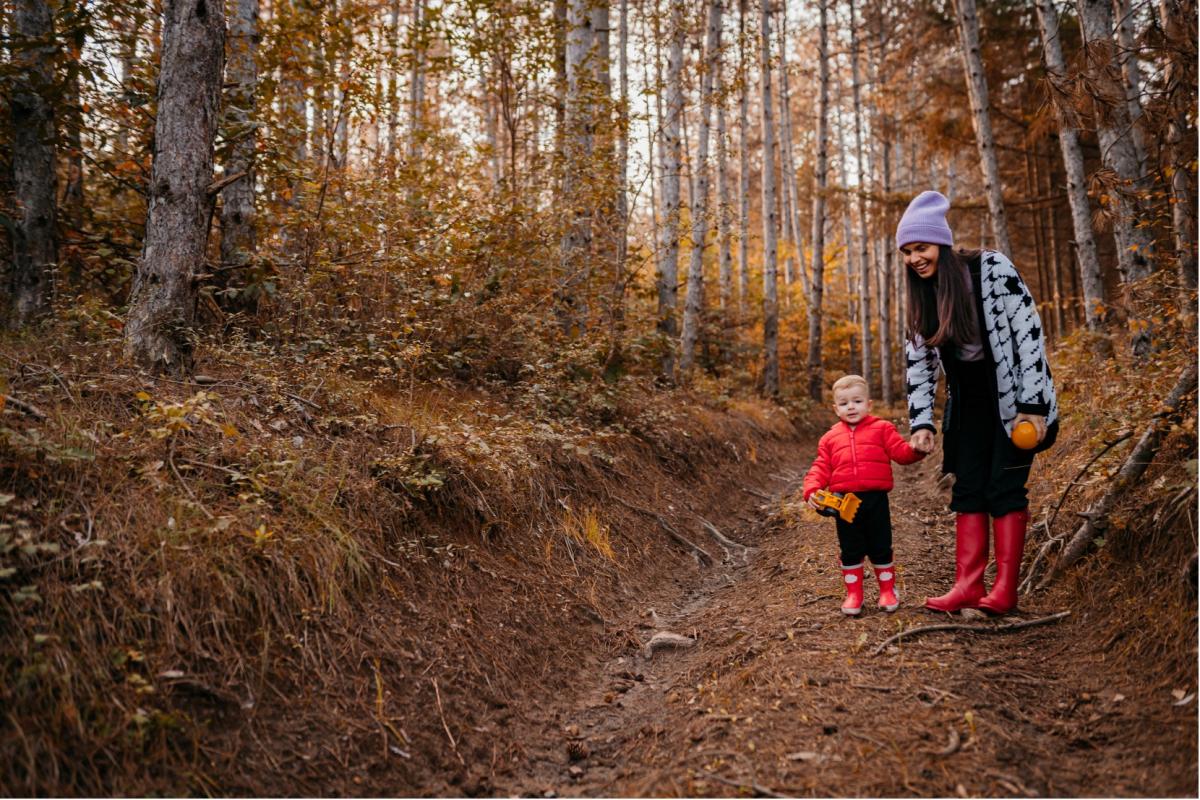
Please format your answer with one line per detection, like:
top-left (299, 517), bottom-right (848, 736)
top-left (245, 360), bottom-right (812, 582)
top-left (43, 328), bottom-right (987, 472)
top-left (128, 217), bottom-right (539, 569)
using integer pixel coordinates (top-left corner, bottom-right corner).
top-left (494, 448), bottom-right (1197, 797)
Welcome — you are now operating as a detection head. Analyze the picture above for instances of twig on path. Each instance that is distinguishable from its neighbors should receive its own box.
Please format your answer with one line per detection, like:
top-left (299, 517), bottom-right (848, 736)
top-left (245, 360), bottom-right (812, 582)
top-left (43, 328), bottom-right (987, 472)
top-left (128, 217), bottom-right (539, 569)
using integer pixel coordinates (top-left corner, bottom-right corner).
top-left (609, 495), bottom-right (713, 565)
top-left (740, 486), bottom-right (773, 501)
top-left (3, 393), bottom-right (47, 420)
top-left (870, 611), bottom-right (1071, 656)
top-left (698, 772), bottom-right (789, 798)
top-left (798, 594), bottom-right (835, 608)
top-left (927, 726), bottom-right (961, 757)
top-left (168, 437), bottom-right (214, 520)
top-left (849, 682), bottom-right (892, 692)
top-left (431, 678), bottom-right (465, 766)
top-left (846, 730), bottom-right (889, 748)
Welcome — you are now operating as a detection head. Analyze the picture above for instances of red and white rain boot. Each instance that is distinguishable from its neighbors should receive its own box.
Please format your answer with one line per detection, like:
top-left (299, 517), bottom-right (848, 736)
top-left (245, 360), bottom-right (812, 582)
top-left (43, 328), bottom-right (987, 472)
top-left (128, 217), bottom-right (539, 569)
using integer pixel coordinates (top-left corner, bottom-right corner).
top-left (841, 563), bottom-right (864, 616)
top-left (873, 562), bottom-right (899, 612)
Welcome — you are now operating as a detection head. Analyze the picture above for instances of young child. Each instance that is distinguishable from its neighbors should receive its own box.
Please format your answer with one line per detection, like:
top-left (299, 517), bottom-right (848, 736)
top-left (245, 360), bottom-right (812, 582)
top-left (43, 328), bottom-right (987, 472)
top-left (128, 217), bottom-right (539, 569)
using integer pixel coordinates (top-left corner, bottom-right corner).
top-left (802, 375), bottom-right (926, 615)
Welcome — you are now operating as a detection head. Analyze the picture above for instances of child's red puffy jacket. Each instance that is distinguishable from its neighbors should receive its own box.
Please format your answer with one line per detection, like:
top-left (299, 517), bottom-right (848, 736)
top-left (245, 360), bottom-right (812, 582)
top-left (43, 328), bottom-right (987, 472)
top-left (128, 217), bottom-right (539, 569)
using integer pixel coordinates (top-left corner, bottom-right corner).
top-left (802, 415), bottom-right (924, 500)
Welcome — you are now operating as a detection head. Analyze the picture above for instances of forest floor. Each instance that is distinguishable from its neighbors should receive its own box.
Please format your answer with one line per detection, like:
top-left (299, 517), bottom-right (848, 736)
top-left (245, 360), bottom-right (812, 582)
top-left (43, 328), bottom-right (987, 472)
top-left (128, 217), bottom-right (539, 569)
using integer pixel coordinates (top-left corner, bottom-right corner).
top-left (487, 445), bottom-right (1198, 798)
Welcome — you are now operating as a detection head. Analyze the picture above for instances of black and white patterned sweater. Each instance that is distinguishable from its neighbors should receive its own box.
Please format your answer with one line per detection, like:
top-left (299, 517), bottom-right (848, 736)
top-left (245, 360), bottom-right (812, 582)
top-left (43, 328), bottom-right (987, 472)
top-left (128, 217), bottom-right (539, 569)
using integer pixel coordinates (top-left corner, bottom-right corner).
top-left (906, 250), bottom-right (1058, 436)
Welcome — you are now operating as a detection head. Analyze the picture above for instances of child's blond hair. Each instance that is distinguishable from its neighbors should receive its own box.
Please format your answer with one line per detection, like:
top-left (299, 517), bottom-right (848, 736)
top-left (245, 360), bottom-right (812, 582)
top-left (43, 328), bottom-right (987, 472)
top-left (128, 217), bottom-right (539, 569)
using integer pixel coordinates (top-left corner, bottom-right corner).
top-left (831, 374), bottom-right (870, 397)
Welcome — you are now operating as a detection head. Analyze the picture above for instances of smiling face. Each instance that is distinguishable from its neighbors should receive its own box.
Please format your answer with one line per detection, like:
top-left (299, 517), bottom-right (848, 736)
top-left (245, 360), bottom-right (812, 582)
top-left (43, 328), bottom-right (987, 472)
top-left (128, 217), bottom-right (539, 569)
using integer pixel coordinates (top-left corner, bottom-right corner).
top-left (900, 242), bottom-right (940, 279)
top-left (832, 384), bottom-right (871, 425)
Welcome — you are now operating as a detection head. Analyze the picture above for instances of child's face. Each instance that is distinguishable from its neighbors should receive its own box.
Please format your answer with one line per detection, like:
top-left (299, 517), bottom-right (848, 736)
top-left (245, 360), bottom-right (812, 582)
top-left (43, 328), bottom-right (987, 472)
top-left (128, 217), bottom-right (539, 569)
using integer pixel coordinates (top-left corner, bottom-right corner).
top-left (833, 385), bottom-right (871, 424)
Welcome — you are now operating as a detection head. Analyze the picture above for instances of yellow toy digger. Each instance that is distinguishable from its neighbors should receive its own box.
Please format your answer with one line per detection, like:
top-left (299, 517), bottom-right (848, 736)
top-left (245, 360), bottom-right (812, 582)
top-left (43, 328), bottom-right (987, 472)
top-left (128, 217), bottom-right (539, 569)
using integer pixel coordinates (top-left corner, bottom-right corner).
top-left (810, 489), bottom-right (862, 523)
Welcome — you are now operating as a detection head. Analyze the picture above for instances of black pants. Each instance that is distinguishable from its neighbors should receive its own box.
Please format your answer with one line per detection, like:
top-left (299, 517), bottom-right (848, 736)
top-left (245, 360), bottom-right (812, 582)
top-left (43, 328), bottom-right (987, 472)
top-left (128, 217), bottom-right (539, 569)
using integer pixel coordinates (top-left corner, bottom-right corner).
top-left (835, 490), bottom-right (894, 567)
top-left (948, 359), bottom-right (1035, 516)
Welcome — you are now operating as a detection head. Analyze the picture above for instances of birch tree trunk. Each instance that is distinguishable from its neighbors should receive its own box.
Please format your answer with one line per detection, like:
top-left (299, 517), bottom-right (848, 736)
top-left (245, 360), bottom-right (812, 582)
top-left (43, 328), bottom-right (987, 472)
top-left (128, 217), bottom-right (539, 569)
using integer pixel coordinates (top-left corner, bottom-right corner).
top-left (408, 0), bottom-right (426, 166)
top-left (952, 0), bottom-right (1012, 257)
top-left (8, 0), bottom-right (58, 327)
top-left (1076, 0), bottom-right (1155, 283)
top-left (124, 0), bottom-right (225, 374)
top-left (807, 0), bottom-right (830, 401)
top-left (680, 0), bottom-right (722, 374)
top-left (613, 0), bottom-right (629, 327)
top-left (835, 97), bottom-right (858, 372)
top-left (1112, 0), bottom-right (1149, 178)
top-left (776, 5), bottom-right (809, 304)
top-left (657, 0), bottom-right (685, 380)
top-left (759, 0), bottom-right (779, 398)
top-left (1034, 0), bottom-right (1106, 330)
top-left (559, 0), bottom-right (596, 333)
top-left (716, 58), bottom-right (733, 312)
top-left (221, 0), bottom-right (259, 277)
top-left (849, 0), bottom-right (872, 389)
top-left (385, 0), bottom-right (400, 171)
top-left (1157, 0), bottom-right (1198, 311)
top-left (737, 0), bottom-right (751, 313)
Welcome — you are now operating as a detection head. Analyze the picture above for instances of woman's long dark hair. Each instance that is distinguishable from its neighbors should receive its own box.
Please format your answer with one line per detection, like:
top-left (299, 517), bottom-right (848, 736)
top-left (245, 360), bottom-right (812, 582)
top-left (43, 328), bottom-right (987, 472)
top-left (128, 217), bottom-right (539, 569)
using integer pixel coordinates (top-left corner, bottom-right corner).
top-left (905, 246), bottom-right (981, 346)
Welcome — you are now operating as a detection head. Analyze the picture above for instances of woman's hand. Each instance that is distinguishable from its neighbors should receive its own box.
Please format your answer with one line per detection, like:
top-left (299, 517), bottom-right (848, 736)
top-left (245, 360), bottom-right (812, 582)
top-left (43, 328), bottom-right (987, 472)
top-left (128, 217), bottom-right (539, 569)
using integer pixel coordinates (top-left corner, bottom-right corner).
top-left (910, 429), bottom-right (935, 454)
top-left (1014, 412), bottom-right (1048, 444)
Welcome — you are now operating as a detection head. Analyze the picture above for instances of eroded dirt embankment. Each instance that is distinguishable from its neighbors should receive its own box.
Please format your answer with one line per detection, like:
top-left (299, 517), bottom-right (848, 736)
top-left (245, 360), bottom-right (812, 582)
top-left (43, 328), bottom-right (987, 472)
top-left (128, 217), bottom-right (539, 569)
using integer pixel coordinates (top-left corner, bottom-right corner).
top-left (488, 439), bottom-right (1198, 798)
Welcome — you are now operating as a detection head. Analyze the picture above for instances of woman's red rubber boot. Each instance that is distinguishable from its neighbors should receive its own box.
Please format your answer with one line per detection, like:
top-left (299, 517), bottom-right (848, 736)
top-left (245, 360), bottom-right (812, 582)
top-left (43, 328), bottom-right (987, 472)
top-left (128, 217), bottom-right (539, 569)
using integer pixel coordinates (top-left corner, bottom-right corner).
top-left (841, 563), bottom-right (865, 616)
top-left (978, 509), bottom-right (1028, 614)
top-left (924, 512), bottom-right (989, 612)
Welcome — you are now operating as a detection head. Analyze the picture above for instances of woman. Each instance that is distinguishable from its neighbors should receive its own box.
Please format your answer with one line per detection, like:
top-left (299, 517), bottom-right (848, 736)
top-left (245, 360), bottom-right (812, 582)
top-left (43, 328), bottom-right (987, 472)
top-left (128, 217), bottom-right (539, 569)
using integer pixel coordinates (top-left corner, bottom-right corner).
top-left (897, 191), bottom-right (1058, 615)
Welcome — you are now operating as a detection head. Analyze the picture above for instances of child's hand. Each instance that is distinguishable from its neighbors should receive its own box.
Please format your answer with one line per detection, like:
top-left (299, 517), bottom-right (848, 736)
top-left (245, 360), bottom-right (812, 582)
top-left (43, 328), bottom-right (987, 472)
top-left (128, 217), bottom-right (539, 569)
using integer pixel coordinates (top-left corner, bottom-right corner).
top-left (806, 494), bottom-right (823, 511)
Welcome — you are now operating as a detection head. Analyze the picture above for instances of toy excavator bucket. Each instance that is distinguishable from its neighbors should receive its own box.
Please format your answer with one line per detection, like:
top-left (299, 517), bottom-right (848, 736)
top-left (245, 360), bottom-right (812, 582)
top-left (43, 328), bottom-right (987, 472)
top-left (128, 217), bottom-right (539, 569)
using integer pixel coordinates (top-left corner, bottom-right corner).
top-left (836, 492), bottom-right (861, 523)
top-left (811, 490), bottom-right (862, 523)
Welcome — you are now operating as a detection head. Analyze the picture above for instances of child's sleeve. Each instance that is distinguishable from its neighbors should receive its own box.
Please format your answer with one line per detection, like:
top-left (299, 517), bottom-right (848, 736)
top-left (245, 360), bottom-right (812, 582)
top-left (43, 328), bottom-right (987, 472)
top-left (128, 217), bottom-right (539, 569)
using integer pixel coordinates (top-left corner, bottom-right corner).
top-left (802, 437), bottom-right (832, 500)
top-left (883, 422), bottom-right (925, 465)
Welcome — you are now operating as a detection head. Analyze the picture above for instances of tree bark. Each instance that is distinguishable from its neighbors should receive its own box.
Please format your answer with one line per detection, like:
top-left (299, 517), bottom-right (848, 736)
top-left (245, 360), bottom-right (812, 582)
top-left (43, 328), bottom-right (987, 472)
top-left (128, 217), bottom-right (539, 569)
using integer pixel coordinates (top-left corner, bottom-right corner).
top-left (776, 6), bottom-right (809, 305)
top-left (716, 45), bottom-right (733, 312)
top-left (806, 0), bottom-right (830, 402)
top-left (759, 0), bottom-right (779, 398)
top-left (8, 0), bottom-right (58, 327)
top-left (1157, 0), bottom-right (1198, 314)
top-left (124, 0), bottom-right (225, 374)
top-left (1112, 0), bottom-right (1149, 178)
top-left (952, 0), bottom-right (1012, 256)
top-left (680, 0), bottom-right (722, 374)
top-left (558, 0), bottom-right (596, 333)
top-left (737, 0), bottom-right (751, 313)
top-left (1076, 0), bottom-right (1155, 283)
top-left (657, 0), bottom-right (685, 380)
top-left (221, 0), bottom-right (259, 279)
top-left (1034, 0), bottom-right (1106, 330)
top-left (849, 0), bottom-right (872, 389)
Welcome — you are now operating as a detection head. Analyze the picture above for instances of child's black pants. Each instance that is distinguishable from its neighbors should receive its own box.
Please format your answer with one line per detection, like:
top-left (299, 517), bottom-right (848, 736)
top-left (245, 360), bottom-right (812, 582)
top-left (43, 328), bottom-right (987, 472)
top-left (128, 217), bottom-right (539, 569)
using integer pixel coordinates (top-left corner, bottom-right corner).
top-left (834, 490), bottom-right (893, 566)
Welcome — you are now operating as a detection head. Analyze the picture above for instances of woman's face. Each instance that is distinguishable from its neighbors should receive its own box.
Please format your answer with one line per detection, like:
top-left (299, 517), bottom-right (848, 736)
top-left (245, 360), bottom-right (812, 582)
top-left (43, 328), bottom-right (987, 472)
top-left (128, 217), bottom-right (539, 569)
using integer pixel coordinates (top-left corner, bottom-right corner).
top-left (900, 242), bottom-right (939, 279)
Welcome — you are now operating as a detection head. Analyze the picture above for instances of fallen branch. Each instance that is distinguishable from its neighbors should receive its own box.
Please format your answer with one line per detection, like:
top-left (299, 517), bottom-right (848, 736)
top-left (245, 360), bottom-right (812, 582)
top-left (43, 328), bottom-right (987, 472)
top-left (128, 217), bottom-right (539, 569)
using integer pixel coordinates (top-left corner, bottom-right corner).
top-left (699, 773), bottom-right (787, 799)
top-left (2, 393), bottom-right (47, 421)
top-left (610, 495), bottom-right (713, 565)
top-left (431, 678), bottom-right (464, 766)
top-left (697, 515), bottom-right (753, 562)
top-left (1037, 363), bottom-right (1197, 590)
top-left (740, 486), bottom-right (773, 501)
top-left (870, 611), bottom-right (1071, 656)
top-left (642, 631), bottom-right (696, 659)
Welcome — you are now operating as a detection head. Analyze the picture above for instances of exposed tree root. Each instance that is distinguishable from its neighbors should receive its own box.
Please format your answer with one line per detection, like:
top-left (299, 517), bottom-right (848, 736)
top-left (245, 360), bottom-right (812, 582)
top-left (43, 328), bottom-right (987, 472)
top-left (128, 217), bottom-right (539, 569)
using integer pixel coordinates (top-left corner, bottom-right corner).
top-left (870, 611), bottom-right (1072, 656)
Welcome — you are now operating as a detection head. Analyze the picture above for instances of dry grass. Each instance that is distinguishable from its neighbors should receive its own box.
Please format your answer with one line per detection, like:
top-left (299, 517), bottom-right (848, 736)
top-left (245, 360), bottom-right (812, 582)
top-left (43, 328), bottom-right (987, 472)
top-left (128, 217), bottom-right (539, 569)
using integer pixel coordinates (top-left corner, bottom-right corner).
top-left (0, 318), bottom-right (801, 795)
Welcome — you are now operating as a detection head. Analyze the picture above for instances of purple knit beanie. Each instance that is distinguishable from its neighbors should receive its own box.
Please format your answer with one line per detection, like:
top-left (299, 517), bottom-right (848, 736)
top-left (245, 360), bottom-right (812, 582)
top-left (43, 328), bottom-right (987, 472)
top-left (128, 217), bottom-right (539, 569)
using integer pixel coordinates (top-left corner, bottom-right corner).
top-left (895, 190), bottom-right (954, 249)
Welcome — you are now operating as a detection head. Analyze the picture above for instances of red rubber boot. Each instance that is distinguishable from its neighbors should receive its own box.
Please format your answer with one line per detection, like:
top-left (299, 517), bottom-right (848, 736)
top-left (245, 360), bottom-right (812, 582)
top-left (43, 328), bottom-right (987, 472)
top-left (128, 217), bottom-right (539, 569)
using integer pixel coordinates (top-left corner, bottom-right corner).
top-left (924, 512), bottom-right (989, 612)
top-left (873, 562), bottom-right (899, 612)
top-left (978, 509), bottom-right (1028, 614)
top-left (841, 563), bottom-right (864, 616)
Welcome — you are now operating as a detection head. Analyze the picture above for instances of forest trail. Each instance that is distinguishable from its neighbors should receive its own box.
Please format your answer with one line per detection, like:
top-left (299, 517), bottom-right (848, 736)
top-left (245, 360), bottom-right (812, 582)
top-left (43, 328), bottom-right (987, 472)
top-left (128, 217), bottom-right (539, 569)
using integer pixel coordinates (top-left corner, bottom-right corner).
top-left (492, 445), bottom-right (1196, 798)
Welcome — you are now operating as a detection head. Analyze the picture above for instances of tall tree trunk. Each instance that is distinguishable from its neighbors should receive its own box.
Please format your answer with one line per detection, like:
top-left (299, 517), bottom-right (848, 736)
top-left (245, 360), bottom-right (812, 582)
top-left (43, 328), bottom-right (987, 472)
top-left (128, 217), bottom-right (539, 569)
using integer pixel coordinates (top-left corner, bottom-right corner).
top-left (835, 96), bottom-right (857, 372)
top-left (559, 0), bottom-right (596, 333)
top-left (1112, 0), bottom-right (1149, 178)
top-left (612, 0), bottom-right (629, 333)
top-left (553, 0), bottom-right (567, 179)
top-left (408, 0), bottom-right (426, 166)
top-left (8, 0), bottom-right (58, 327)
top-left (1034, 0), bottom-right (1106, 330)
top-left (737, 0), bottom-right (751, 313)
top-left (61, 0), bottom-right (85, 244)
top-left (759, 0), bottom-right (779, 398)
top-left (657, 0), bottom-right (685, 380)
top-left (1157, 0), bottom-right (1198, 318)
top-left (1076, 0), bottom-right (1155, 283)
top-left (641, 5), bottom-right (660, 292)
top-left (952, 0), bottom-right (1012, 256)
top-left (849, 0), bottom-right (872, 389)
top-left (807, 0), bottom-right (830, 402)
top-left (776, 3), bottom-right (809, 304)
top-left (680, 0), bottom-right (722, 374)
top-left (716, 50), bottom-right (733, 312)
top-left (385, 0), bottom-right (400, 172)
top-left (124, 0), bottom-right (225, 374)
top-left (221, 0), bottom-right (259, 278)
